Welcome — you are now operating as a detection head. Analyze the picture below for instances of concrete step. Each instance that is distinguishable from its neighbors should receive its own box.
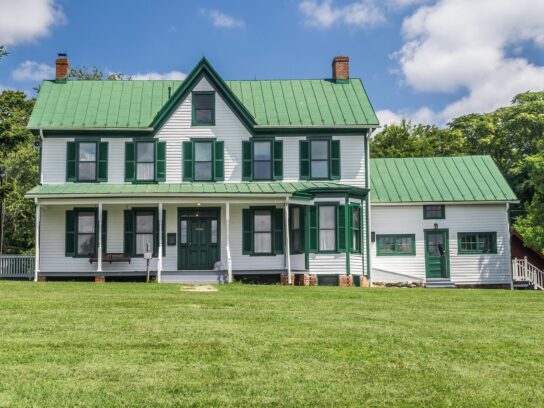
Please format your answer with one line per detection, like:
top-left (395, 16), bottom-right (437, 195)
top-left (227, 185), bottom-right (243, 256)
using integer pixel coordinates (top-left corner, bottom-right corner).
top-left (161, 271), bottom-right (227, 284)
top-left (425, 278), bottom-right (456, 288)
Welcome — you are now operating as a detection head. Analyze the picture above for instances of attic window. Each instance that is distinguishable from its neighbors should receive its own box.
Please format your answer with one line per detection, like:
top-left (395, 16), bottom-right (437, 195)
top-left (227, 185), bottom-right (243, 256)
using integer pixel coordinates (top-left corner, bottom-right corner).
top-left (192, 92), bottom-right (215, 126)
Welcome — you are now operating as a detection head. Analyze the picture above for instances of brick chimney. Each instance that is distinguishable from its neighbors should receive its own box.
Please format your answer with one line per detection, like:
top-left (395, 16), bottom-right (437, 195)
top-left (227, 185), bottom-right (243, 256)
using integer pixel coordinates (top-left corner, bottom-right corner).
top-left (55, 53), bottom-right (69, 81)
top-left (332, 56), bottom-right (349, 82)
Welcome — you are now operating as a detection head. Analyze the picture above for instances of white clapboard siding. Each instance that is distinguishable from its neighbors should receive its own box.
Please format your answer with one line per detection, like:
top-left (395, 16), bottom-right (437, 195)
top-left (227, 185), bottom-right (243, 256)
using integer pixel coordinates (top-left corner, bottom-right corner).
top-left (309, 253), bottom-right (346, 275)
top-left (42, 138), bottom-right (70, 184)
top-left (370, 204), bottom-right (511, 285)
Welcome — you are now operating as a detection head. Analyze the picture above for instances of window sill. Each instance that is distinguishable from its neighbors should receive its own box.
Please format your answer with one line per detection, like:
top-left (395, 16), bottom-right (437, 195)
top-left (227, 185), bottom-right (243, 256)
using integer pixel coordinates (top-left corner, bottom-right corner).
top-left (376, 253), bottom-right (416, 257)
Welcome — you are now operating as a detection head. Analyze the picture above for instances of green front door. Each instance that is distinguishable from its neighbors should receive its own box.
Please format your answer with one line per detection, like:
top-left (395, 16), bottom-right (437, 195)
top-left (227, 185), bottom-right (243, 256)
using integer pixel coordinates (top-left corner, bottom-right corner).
top-left (424, 230), bottom-right (449, 278)
top-left (178, 214), bottom-right (219, 270)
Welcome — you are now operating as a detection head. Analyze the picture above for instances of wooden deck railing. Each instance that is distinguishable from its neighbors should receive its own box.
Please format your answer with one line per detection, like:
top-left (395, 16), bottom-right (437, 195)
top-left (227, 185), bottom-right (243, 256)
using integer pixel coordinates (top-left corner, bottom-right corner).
top-left (0, 255), bottom-right (34, 278)
top-left (512, 257), bottom-right (543, 290)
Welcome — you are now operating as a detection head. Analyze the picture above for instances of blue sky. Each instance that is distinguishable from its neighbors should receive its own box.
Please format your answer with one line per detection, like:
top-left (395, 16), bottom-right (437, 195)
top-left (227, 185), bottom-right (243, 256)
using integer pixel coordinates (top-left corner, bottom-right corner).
top-left (1, 0), bottom-right (543, 126)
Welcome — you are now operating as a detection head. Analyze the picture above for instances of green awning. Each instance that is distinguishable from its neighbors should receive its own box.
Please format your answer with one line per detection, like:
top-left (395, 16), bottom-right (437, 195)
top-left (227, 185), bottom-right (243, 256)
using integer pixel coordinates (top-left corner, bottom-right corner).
top-left (26, 182), bottom-right (368, 199)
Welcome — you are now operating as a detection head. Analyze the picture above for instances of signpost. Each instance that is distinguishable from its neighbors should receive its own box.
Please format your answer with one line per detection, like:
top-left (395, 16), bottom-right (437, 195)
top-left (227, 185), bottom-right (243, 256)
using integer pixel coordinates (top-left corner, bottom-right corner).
top-left (144, 243), bottom-right (152, 282)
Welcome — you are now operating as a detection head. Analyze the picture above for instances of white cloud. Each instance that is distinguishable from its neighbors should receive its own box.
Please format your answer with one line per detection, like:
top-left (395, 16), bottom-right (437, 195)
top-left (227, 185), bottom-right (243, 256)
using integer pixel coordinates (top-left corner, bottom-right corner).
top-left (376, 106), bottom-right (436, 128)
top-left (299, 0), bottom-right (384, 28)
top-left (12, 60), bottom-right (55, 81)
top-left (396, 0), bottom-right (544, 121)
top-left (0, 0), bottom-right (66, 46)
top-left (200, 9), bottom-right (245, 29)
top-left (130, 71), bottom-right (187, 80)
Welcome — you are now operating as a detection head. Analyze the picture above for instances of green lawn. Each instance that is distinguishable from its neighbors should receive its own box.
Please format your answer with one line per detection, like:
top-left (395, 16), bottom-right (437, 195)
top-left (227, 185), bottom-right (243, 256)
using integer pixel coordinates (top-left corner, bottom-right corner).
top-left (0, 282), bottom-right (543, 407)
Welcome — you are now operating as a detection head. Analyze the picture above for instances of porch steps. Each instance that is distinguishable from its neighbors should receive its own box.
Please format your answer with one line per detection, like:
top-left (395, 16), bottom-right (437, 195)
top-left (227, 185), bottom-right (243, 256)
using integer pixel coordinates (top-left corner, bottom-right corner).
top-left (161, 271), bottom-right (228, 285)
top-left (425, 278), bottom-right (456, 289)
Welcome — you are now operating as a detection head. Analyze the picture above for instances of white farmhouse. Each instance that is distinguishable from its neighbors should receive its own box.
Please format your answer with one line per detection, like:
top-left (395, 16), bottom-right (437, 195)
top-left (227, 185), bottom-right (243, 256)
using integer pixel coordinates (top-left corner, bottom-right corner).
top-left (25, 55), bottom-right (517, 287)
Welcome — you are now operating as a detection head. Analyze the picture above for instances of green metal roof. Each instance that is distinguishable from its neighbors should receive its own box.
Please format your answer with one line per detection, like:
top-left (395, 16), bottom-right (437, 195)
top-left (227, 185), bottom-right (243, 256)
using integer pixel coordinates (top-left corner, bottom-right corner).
top-left (28, 61), bottom-right (378, 130)
top-left (26, 182), bottom-right (367, 199)
top-left (370, 156), bottom-right (517, 203)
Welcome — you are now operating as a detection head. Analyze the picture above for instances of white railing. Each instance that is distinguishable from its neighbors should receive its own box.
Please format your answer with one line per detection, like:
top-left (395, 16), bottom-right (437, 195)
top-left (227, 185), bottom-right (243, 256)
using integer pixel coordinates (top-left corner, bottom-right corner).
top-left (0, 255), bottom-right (35, 278)
top-left (512, 257), bottom-right (544, 290)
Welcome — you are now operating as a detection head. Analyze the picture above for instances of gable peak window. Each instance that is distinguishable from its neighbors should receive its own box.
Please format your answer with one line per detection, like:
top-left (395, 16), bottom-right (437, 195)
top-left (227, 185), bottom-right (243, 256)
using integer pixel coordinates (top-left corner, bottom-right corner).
top-left (193, 92), bottom-right (215, 126)
top-left (423, 205), bottom-right (445, 219)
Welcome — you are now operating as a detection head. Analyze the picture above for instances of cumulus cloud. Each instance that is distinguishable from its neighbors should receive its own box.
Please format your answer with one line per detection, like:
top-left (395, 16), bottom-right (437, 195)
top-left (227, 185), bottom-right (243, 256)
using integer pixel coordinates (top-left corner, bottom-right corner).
top-left (199, 9), bottom-right (245, 29)
top-left (130, 71), bottom-right (187, 80)
top-left (376, 106), bottom-right (436, 128)
top-left (12, 60), bottom-right (55, 81)
top-left (299, 0), bottom-right (384, 28)
top-left (396, 0), bottom-right (544, 121)
top-left (0, 0), bottom-right (65, 46)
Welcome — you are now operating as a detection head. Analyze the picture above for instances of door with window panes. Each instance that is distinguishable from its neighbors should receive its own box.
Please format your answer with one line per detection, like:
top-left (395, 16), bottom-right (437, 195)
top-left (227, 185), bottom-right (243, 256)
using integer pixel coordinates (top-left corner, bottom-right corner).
top-left (178, 209), bottom-right (219, 270)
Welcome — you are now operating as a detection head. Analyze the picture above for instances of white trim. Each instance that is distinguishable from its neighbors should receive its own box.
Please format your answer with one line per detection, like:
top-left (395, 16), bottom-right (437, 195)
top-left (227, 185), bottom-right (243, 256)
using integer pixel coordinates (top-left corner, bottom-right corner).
top-left (284, 200), bottom-right (291, 284)
top-left (26, 193), bottom-right (294, 200)
top-left (372, 200), bottom-right (519, 206)
top-left (34, 200), bottom-right (40, 282)
top-left (158, 202), bottom-right (163, 283)
top-left (226, 202), bottom-right (232, 283)
top-left (97, 202), bottom-right (103, 272)
top-left (31, 198), bottom-right (292, 206)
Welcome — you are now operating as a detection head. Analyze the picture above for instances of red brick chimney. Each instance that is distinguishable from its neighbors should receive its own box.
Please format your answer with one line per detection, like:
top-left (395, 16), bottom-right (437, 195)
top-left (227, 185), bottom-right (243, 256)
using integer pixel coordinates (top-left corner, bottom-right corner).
top-left (55, 53), bottom-right (69, 81)
top-left (332, 56), bottom-right (349, 82)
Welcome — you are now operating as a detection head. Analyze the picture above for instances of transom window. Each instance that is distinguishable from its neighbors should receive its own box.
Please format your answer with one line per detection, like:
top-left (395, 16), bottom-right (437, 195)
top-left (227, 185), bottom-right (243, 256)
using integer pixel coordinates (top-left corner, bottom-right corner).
top-left (423, 205), bottom-right (445, 219)
top-left (136, 142), bottom-right (155, 181)
top-left (192, 92), bottom-right (215, 125)
top-left (377, 234), bottom-right (416, 256)
top-left (135, 211), bottom-right (154, 255)
top-left (194, 142), bottom-right (213, 181)
top-left (458, 232), bottom-right (497, 254)
top-left (311, 140), bottom-right (329, 179)
top-left (318, 206), bottom-right (336, 251)
top-left (77, 211), bottom-right (96, 256)
top-left (290, 207), bottom-right (302, 253)
top-left (253, 210), bottom-right (273, 254)
top-left (253, 141), bottom-right (272, 180)
top-left (78, 142), bottom-right (97, 181)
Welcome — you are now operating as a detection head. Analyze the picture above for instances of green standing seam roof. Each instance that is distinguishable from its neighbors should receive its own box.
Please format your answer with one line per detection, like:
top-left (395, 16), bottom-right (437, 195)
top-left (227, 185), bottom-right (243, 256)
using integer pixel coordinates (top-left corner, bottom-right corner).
top-left (25, 182), bottom-right (368, 199)
top-left (370, 156), bottom-right (517, 203)
top-left (28, 78), bottom-right (379, 129)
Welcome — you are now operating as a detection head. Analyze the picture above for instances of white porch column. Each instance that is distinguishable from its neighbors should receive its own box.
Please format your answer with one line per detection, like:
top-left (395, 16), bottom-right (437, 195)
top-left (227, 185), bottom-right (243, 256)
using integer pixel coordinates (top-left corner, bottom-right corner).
top-left (226, 202), bottom-right (232, 283)
top-left (34, 201), bottom-right (40, 282)
top-left (158, 202), bottom-right (163, 283)
top-left (97, 202), bottom-right (103, 273)
top-left (284, 201), bottom-right (291, 285)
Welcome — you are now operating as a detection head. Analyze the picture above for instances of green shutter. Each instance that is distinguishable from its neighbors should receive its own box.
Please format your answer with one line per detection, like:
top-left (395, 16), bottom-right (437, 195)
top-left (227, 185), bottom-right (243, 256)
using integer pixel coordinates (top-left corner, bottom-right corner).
top-left (331, 140), bottom-right (341, 180)
top-left (299, 140), bottom-right (310, 180)
top-left (65, 210), bottom-right (75, 257)
top-left (273, 140), bottom-right (283, 180)
top-left (308, 206), bottom-right (318, 253)
top-left (183, 141), bottom-right (193, 181)
top-left (97, 142), bottom-right (108, 182)
top-left (242, 141), bottom-right (252, 181)
top-left (125, 142), bottom-right (135, 182)
top-left (274, 208), bottom-right (284, 254)
top-left (66, 142), bottom-right (77, 182)
top-left (123, 210), bottom-right (133, 255)
top-left (101, 210), bottom-right (107, 253)
top-left (214, 140), bottom-right (224, 181)
top-left (242, 209), bottom-right (253, 254)
top-left (155, 141), bottom-right (166, 182)
top-left (337, 205), bottom-right (346, 252)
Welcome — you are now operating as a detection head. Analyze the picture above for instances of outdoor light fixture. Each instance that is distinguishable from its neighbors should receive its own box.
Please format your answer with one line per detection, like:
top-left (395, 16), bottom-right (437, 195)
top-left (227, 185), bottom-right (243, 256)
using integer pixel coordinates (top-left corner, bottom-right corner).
top-left (434, 223), bottom-right (438, 229)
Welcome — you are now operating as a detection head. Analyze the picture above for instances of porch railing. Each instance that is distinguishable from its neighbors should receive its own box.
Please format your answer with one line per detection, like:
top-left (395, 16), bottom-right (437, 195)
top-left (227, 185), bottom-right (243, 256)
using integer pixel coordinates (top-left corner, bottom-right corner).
top-left (512, 257), bottom-right (543, 290)
top-left (0, 255), bottom-right (35, 278)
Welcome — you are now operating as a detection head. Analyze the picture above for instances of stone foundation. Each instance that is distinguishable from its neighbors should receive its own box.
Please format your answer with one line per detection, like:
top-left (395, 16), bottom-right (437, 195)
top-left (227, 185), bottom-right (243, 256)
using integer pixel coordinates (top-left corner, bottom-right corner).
top-left (280, 274), bottom-right (294, 285)
top-left (95, 276), bottom-right (106, 283)
top-left (362, 276), bottom-right (369, 288)
top-left (37, 275), bottom-right (47, 282)
top-left (339, 275), bottom-right (353, 287)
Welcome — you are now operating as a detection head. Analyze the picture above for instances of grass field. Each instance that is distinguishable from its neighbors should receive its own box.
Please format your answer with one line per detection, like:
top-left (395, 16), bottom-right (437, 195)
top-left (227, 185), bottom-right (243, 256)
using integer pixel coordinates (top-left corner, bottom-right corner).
top-left (0, 282), bottom-right (543, 407)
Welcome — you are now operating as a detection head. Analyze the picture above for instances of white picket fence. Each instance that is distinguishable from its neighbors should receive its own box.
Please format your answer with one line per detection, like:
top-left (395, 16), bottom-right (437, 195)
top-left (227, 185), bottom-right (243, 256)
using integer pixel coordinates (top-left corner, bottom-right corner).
top-left (0, 255), bottom-right (35, 278)
top-left (512, 257), bottom-right (544, 290)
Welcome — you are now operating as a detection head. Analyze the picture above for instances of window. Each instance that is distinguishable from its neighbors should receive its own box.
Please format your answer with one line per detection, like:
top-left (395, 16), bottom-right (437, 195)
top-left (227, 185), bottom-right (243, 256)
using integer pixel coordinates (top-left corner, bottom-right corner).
top-left (458, 232), bottom-right (497, 254)
top-left (254, 210), bottom-right (273, 254)
top-left (318, 206), bottom-right (336, 251)
top-left (253, 141), bottom-right (272, 180)
top-left (311, 140), bottom-right (329, 179)
top-left (135, 211), bottom-right (154, 255)
top-left (290, 207), bottom-right (302, 253)
top-left (350, 205), bottom-right (361, 253)
top-left (194, 141), bottom-right (213, 181)
top-left (423, 205), bottom-right (445, 219)
top-left (377, 234), bottom-right (416, 256)
top-left (192, 92), bottom-right (215, 125)
top-left (78, 143), bottom-right (97, 181)
top-left (136, 142), bottom-right (155, 181)
top-left (77, 211), bottom-right (96, 256)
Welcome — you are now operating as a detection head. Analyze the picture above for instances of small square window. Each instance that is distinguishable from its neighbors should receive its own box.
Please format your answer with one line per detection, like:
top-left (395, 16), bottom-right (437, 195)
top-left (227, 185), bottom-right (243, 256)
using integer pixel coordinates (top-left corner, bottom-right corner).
top-left (192, 92), bottom-right (215, 125)
top-left (423, 205), bottom-right (445, 219)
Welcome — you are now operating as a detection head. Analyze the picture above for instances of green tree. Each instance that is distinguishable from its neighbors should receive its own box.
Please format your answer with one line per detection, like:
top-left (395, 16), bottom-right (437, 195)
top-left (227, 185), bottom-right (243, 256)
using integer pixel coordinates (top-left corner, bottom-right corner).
top-left (69, 65), bottom-right (125, 80)
top-left (0, 91), bottom-right (38, 253)
top-left (0, 45), bottom-right (7, 60)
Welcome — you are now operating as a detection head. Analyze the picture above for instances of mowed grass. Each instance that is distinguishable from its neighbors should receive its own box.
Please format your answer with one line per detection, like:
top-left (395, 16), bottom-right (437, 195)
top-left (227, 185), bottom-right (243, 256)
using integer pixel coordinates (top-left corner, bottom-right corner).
top-left (0, 283), bottom-right (543, 407)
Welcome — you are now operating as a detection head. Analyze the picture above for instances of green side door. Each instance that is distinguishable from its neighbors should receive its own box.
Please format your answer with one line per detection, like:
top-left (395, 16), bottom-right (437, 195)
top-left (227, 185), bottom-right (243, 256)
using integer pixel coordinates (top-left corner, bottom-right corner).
top-left (424, 230), bottom-right (449, 278)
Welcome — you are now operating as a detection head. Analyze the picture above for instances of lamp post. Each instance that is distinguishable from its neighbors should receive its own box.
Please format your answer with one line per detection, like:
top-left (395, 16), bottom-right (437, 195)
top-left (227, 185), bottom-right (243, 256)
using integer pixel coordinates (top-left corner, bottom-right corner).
top-left (0, 168), bottom-right (5, 254)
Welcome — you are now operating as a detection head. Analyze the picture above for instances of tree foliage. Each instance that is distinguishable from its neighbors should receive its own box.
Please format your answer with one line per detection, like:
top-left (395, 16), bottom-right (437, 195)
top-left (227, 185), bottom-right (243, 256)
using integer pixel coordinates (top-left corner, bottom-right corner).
top-left (0, 45), bottom-right (7, 60)
top-left (68, 65), bottom-right (126, 80)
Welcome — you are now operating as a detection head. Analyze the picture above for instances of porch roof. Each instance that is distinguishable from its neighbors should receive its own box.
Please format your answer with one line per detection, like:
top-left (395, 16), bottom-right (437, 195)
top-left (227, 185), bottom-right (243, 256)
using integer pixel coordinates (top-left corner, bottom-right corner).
top-left (26, 182), bottom-right (368, 200)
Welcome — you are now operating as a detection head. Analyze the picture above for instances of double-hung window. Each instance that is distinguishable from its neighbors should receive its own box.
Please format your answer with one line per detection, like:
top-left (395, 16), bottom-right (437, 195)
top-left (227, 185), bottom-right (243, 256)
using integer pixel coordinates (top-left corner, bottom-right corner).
top-left (125, 141), bottom-right (166, 183)
top-left (78, 143), bottom-right (97, 181)
top-left (350, 205), bottom-right (361, 253)
top-left (311, 140), bottom-right (329, 179)
top-left (242, 139), bottom-right (283, 181)
top-left (300, 138), bottom-right (340, 180)
top-left (242, 207), bottom-right (284, 256)
top-left (65, 208), bottom-right (107, 257)
top-left (194, 141), bottom-right (213, 181)
top-left (67, 141), bottom-right (108, 182)
top-left (253, 210), bottom-right (273, 254)
top-left (77, 211), bottom-right (96, 256)
top-left (136, 142), bottom-right (155, 181)
top-left (290, 207), bottom-right (302, 254)
top-left (318, 205), bottom-right (336, 251)
top-left (192, 92), bottom-right (215, 125)
top-left (377, 234), bottom-right (416, 256)
top-left (458, 232), bottom-right (497, 254)
top-left (135, 211), bottom-right (154, 255)
top-left (253, 141), bottom-right (272, 180)
top-left (182, 140), bottom-right (224, 182)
